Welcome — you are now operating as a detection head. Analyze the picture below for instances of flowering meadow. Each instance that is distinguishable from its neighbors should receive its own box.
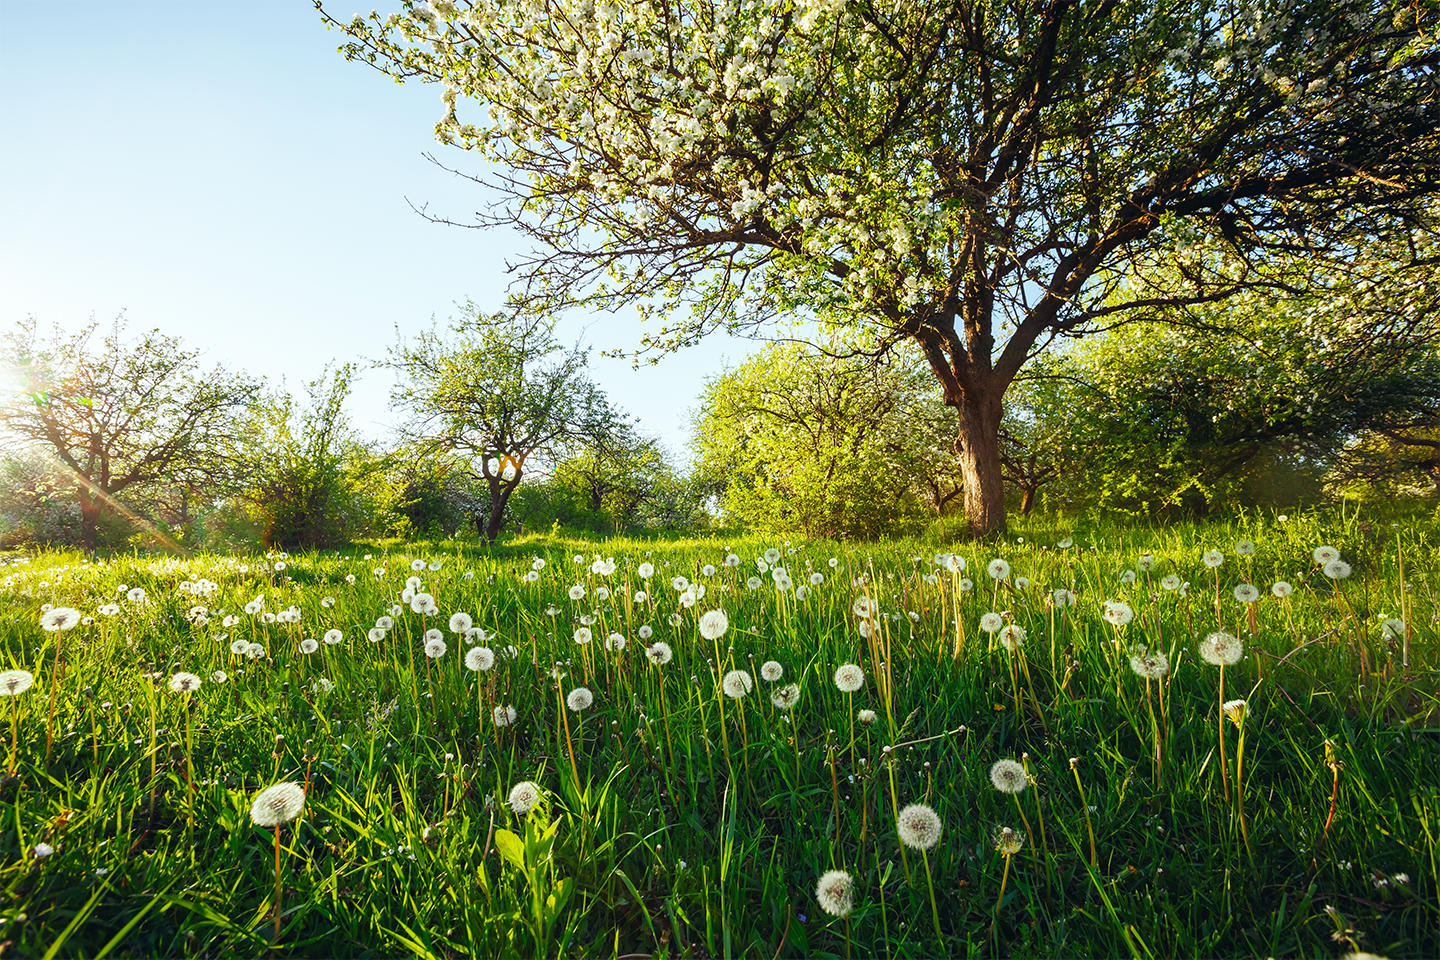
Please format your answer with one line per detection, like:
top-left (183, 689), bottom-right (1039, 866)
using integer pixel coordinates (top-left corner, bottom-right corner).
top-left (0, 511), bottom-right (1435, 958)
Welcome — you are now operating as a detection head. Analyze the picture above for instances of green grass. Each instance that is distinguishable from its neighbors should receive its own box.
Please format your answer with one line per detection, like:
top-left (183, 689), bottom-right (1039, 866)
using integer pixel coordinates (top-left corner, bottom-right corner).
top-left (0, 507), bottom-right (1436, 958)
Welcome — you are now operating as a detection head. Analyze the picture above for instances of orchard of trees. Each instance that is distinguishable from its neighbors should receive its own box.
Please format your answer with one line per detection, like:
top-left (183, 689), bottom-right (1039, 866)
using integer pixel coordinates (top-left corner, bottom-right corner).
top-left (2, 0), bottom-right (1438, 549)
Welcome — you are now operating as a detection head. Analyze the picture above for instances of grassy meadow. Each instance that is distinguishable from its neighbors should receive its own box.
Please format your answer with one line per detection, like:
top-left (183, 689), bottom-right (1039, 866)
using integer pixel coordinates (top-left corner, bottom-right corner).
top-left (0, 508), bottom-right (1436, 958)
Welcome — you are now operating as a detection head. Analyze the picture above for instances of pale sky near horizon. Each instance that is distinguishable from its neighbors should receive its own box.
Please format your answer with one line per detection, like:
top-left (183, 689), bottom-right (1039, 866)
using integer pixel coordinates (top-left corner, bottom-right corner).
top-left (0, 0), bottom-right (756, 457)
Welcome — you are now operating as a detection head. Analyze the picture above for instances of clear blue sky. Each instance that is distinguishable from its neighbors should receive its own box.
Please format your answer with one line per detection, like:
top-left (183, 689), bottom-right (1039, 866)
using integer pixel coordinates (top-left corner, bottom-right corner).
top-left (0, 0), bottom-right (752, 454)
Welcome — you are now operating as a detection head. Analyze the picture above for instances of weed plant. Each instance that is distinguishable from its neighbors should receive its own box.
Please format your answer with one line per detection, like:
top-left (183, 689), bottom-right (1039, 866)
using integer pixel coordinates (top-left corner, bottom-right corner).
top-left (0, 507), bottom-right (1435, 958)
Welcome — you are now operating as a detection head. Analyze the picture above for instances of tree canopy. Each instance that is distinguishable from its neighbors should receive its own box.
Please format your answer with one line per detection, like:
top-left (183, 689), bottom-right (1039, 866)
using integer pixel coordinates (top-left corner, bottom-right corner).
top-left (326, 0), bottom-right (1440, 533)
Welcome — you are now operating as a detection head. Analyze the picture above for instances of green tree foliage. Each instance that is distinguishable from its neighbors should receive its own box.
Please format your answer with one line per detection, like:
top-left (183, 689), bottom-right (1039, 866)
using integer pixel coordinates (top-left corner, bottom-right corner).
top-left (693, 342), bottom-right (961, 537)
top-left (242, 365), bottom-right (380, 549)
top-left (387, 452), bottom-right (486, 540)
top-left (327, 0), bottom-right (1440, 534)
top-left (0, 317), bottom-right (260, 552)
top-left (1004, 241), bottom-right (1440, 513)
top-left (386, 306), bottom-right (620, 543)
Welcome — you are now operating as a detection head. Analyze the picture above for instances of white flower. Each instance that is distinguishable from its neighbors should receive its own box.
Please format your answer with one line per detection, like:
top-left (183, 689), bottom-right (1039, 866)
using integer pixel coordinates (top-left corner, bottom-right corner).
top-left (605, 632), bottom-right (626, 652)
top-left (638, 562), bottom-right (654, 579)
top-left (1199, 631), bottom-right (1244, 666)
top-left (368, 628), bottom-right (387, 643)
top-left (815, 869), bottom-right (854, 918)
top-left (809, 572), bottom-right (824, 586)
top-left (1381, 618), bottom-right (1406, 640)
top-left (1312, 545), bottom-right (1340, 565)
top-left (492, 705), bottom-right (518, 727)
top-left (1272, 581), bottom-right (1293, 598)
top-left (833, 663), bottom-right (864, 693)
top-left (323, 629), bottom-right (344, 645)
top-left (568, 584), bottom-right (586, 601)
top-left (721, 670), bottom-right (752, 698)
top-left (671, 575), bottom-right (690, 592)
top-left (698, 609), bottom-right (729, 640)
top-left (760, 661), bottom-right (783, 681)
top-left (1014, 576), bottom-right (1029, 590)
top-left (989, 759), bottom-right (1027, 793)
top-left (1057, 537), bottom-right (1074, 548)
top-left (764, 548), bottom-right (781, 564)
top-left (449, 612), bottom-right (473, 634)
top-left (746, 576), bottom-right (762, 590)
top-left (33, 842), bottom-right (54, 860)
top-left (508, 781), bottom-right (541, 814)
top-left (896, 803), bottom-right (942, 850)
top-left (1202, 550), bottom-right (1224, 568)
top-left (466, 646), bottom-right (495, 671)
top-left (852, 597), bottom-right (873, 619)
top-left (987, 559), bottom-right (1011, 580)
top-left (1103, 601), bottom-right (1134, 626)
top-left (0, 669), bottom-right (37, 696)
top-left (299, 638), bottom-right (320, 654)
top-left (424, 637), bottom-right (447, 658)
top-left (411, 559), bottom-right (427, 571)
top-left (1129, 650), bottom-right (1169, 679)
top-left (1120, 570), bottom-right (1137, 583)
top-left (1323, 559), bottom-right (1352, 579)
top-left (998, 624), bottom-right (1025, 651)
top-left (702, 564), bottom-right (716, 577)
top-left (245, 643), bottom-right (265, 659)
top-left (771, 683), bottom-right (800, 709)
top-left (828, 558), bottom-right (838, 568)
top-left (645, 641), bottom-right (673, 665)
top-left (1233, 583), bottom-right (1260, 603)
top-left (1160, 575), bottom-right (1181, 591)
top-left (1138, 554), bottom-right (1156, 572)
top-left (40, 607), bottom-right (82, 632)
top-left (566, 687), bottom-right (593, 711)
top-left (1052, 588), bottom-right (1076, 607)
top-left (979, 612), bottom-right (1004, 633)
top-left (211, 670), bottom-right (228, 683)
top-left (857, 708), bottom-right (877, 724)
top-left (127, 587), bottom-right (147, 604)
top-left (229, 638), bottom-right (250, 655)
top-left (573, 627), bottom-right (592, 645)
top-left (959, 578), bottom-right (973, 592)
top-left (250, 782), bottom-right (306, 827)
top-left (1235, 539), bottom-right (1255, 555)
top-left (637, 624), bottom-right (653, 640)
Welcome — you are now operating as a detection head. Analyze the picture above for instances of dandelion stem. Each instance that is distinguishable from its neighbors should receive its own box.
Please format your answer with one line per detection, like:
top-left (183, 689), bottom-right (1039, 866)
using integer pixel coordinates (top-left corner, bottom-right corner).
top-left (1070, 760), bottom-right (1097, 868)
top-left (922, 848), bottom-right (943, 945)
top-left (273, 826), bottom-right (284, 946)
top-left (995, 851), bottom-right (1012, 916)
top-left (1218, 664), bottom-right (1231, 802)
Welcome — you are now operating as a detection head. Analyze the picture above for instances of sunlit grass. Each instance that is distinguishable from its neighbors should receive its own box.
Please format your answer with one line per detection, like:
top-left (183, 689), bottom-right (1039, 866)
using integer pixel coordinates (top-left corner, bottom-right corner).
top-left (0, 507), bottom-right (1435, 957)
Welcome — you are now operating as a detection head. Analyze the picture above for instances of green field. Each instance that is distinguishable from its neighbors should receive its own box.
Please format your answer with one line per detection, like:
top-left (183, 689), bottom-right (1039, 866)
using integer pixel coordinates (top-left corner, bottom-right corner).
top-left (0, 509), bottom-right (1435, 958)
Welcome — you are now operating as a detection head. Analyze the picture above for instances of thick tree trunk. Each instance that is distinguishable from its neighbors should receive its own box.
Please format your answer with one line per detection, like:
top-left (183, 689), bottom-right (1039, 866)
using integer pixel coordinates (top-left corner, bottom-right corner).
top-left (955, 394), bottom-right (1007, 535)
top-left (1020, 485), bottom-right (1038, 515)
top-left (79, 494), bottom-right (100, 554)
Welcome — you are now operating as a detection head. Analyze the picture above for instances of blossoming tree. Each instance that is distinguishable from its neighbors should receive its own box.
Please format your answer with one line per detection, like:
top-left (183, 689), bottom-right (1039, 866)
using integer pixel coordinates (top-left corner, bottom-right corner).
top-left (324, 0), bottom-right (1440, 532)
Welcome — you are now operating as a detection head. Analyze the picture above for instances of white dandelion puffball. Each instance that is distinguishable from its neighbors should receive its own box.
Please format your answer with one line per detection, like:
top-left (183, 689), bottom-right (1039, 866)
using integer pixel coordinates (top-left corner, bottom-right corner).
top-left (671, 575), bottom-right (690, 592)
top-left (1199, 631), bottom-right (1244, 666)
top-left (896, 803), bottom-right (942, 850)
top-left (1160, 574), bottom-right (1181, 591)
top-left (998, 624), bottom-right (1026, 651)
top-left (764, 548), bottom-right (781, 564)
top-left (424, 627), bottom-right (443, 644)
top-left (127, 587), bottom-right (147, 603)
top-left (1138, 553), bottom-right (1156, 572)
top-left (524, 571), bottom-right (539, 583)
top-left (645, 641), bottom-right (673, 665)
top-left (633, 590), bottom-right (647, 603)
top-left (410, 559), bottom-right (427, 571)
top-left (698, 609), bottom-right (729, 640)
top-left (815, 869), bottom-right (854, 918)
top-left (1103, 601), bottom-right (1134, 626)
top-left (465, 646), bottom-right (495, 671)
top-left (1014, 576), bottom-right (1030, 590)
top-left (852, 597), bottom-right (873, 619)
top-left (299, 638), bottom-right (319, 654)
top-left (424, 637), bottom-right (447, 659)
top-left (1233, 583), bottom-right (1260, 603)
top-left (1120, 570), bottom-right (1137, 584)
top-left (229, 638), bottom-right (250, 656)
top-left (833, 663), bottom-right (865, 693)
top-left (1052, 588), bottom-right (1076, 608)
top-left (376, 616), bottom-right (394, 630)
top-left (33, 841), bottom-right (54, 860)
top-left (828, 557), bottom-right (839, 568)
top-left (1202, 549), bottom-right (1224, 568)
top-left (701, 564), bottom-right (716, 577)
top-left (1323, 559), bottom-right (1352, 580)
top-left (1381, 618), bottom-right (1406, 640)
top-left (1129, 651), bottom-right (1170, 680)
top-left (638, 562), bottom-right (654, 579)
top-left (1272, 581), bottom-right (1293, 598)
top-left (250, 782), bottom-right (306, 828)
top-left (368, 628), bottom-right (387, 643)
top-left (508, 781), bottom-right (541, 815)
top-left (637, 624), bottom-right (653, 640)
top-left (771, 683), bottom-right (800, 709)
top-left (245, 643), bottom-right (265, 660)
top-left (987, 558), bottom-right (1011, 580)
top-left (746, 576), bottom-right (762, 590)
top-left (721, 670), bottom-right (753, 699)
top-left (857, 708), bottom-right (877, 724)
top-left (595, 586), bottom-right (611, 601)
top-left (493, 704), bottom-right (518, 727)
top-left (323, 629), bottom-right (344, 645)
top-left (566, 687), bottom-right (594, 711)
top-left (605, 633), bottom-right (626, 652)
top-left (725, 554), bottom-right (741, 567)
top-left (959, 578), bottom-right (974, 592)
top-left (1313, 545), bottom-right (1340, 565)
top-left (979, 612), bottom-right (1004, 633)
top-left (449, 612), bottom-right (473, 634)
top-left (211, 670), bottom-right (228, 684)
top-left (1236, 539), bottom-right (1255, 555)
top-left (568, 584), bottom-right (586, 601)
top-left (990, 759), bottom-right (1028, 793)
top-left (531, 558), bottom-right (546, 571)
top-left (0, 670), bottom-right (35, 696)
top-left (809, 572), bottom-right (824, 586)
top-left (573, 627), bottom-right (593, 645)
top-left (40, 607), bottom-right (81, 632)
top-left (760, 661), bottom-right (783, 682)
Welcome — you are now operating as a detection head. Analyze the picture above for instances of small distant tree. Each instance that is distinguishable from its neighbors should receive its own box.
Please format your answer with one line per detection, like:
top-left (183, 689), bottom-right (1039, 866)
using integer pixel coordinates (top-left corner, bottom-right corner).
top-left (0, 317), bottom-right (260, 552)
top-left (244, 364), bottom-right (378, 549)
top-left (387, 306), bottom-right (619, 543)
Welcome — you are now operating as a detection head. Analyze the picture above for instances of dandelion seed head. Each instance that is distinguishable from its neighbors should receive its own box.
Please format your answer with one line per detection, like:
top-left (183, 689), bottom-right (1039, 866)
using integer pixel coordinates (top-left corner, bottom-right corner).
top-left (1103, 601), bottom-right (1134, 626)
top-left (1323, 559), bottom-right (1352, 580)
top-left (979, 612), bottom-right (1004, 633)
top-left (449, 612), bottom-right (472, 634)
top-left (721, 670), bottom-right (752, 698)
top-left (998, 624), bottom-right (1025, 651)
top-left (1271, 581), bottom-right (1293, 598)
top-left (833, 663), bottom-right (864, 693)
top-left (1202, 549), bottom-right (1224, 568)
top-left (508, 781), bottom-right (541, 815)
top-left (760, 660), bottom-right (783, 681)
top-left (424, 637), bottom-right (447, 659)
top-left (815, 869), bottom-right (854, 917)
top-left (771, 683), bottom-right (800, 709)
top-left (896, 803), bottom-right (942, 850)
top-left (40, 607), bottom-right (81, 632)
top-left (698, 609), bottom-right (729, 640)
top-left (645, 641), bottom-right (673, 665)
top-left (250, 782), bottom-right (306, 827)
top-left (993, 826), bottom-right (1025, 855)
top-left (987, 558), bottom-right (1011, 580)
top-left (0, 670), bottom-right (35, 696)
top-left (1233, 583), bottom-right (1260, 603)
top-left (465, 646), bottom-right (495, 671)
top-left (566, 687), bottom-right (593, 711)
top-left (1313, 545), bottom-right (1340, 564)
top-left (989, 759), bottom-right (1028, 794)
top-left (1199, 631), bottom-right (1244, 666)
top-left (492, 704), bottom-right (517, 727)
